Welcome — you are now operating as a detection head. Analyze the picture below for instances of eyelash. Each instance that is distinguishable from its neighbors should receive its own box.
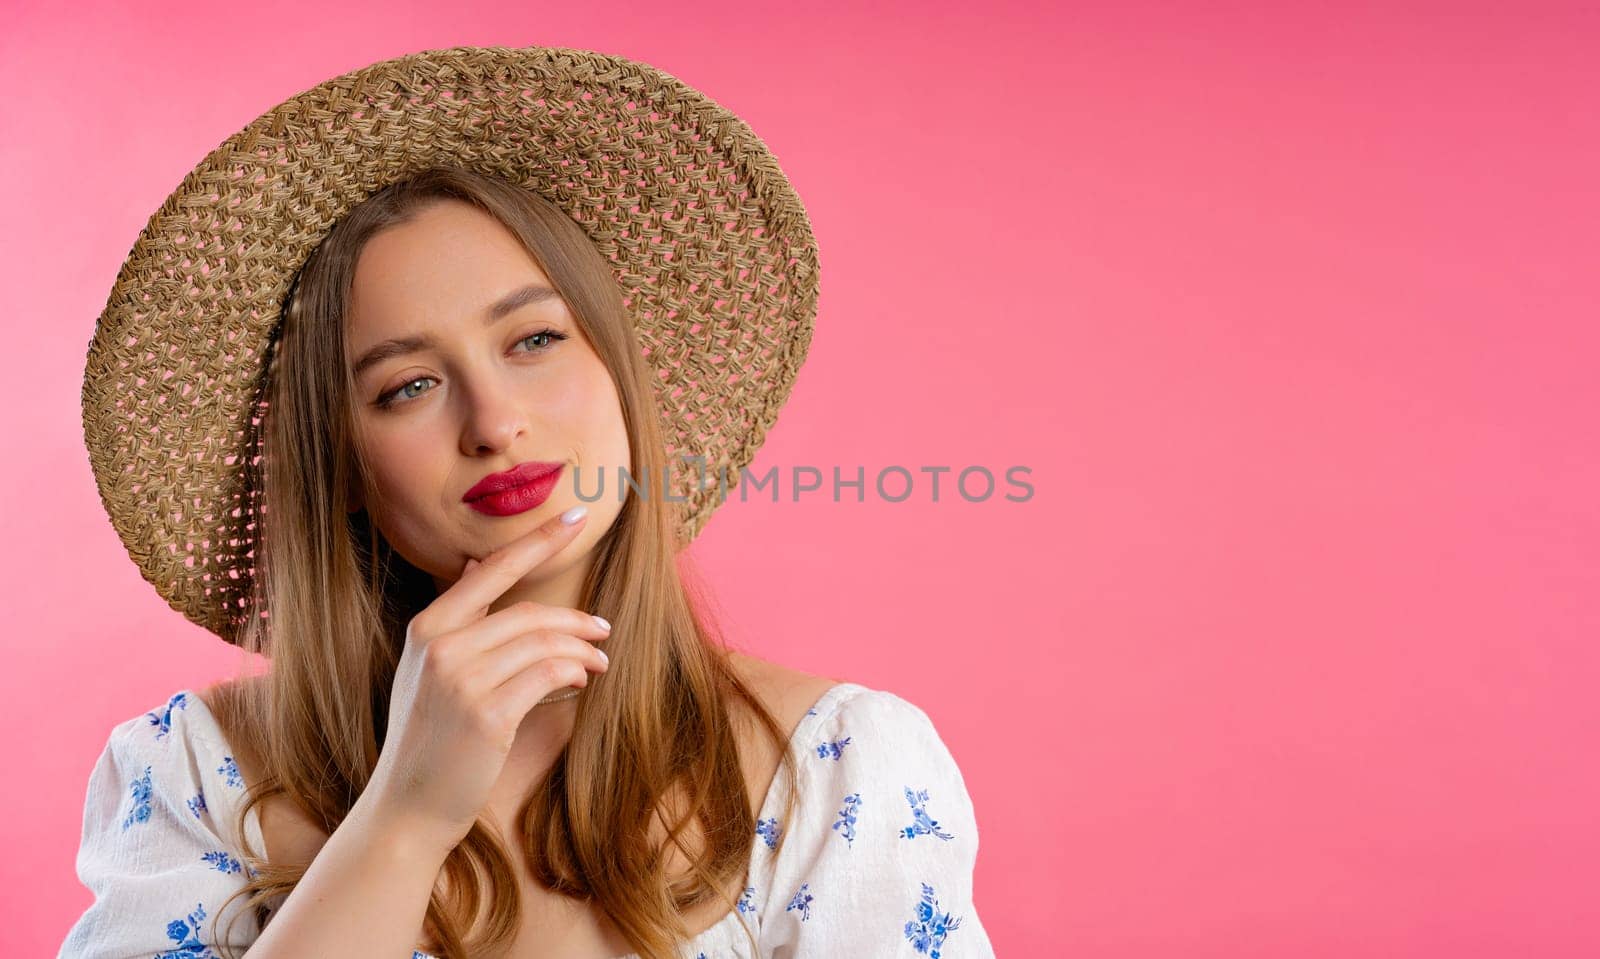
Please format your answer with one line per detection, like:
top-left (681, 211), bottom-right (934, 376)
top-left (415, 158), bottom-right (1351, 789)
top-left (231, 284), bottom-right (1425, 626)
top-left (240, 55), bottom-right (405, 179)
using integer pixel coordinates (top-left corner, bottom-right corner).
top-left (374, 328), bottom-right (570, 410)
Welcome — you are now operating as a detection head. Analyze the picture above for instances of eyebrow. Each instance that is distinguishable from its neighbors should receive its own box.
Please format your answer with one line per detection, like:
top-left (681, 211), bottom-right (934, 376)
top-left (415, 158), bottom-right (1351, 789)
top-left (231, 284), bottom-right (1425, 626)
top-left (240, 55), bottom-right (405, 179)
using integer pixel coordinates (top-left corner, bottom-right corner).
top-left (350, 284), bottom-right (562, 379)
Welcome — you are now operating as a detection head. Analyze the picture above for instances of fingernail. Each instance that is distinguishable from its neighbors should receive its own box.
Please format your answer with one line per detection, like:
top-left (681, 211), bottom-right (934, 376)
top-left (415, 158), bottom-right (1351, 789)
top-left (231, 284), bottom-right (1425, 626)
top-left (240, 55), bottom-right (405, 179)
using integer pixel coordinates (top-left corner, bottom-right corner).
top-left (593, 615), bottom-right (611, 631)
top-left (560, 505), bottom-right (588, 525)
top-left (597, 648), bottom-right (610, 666)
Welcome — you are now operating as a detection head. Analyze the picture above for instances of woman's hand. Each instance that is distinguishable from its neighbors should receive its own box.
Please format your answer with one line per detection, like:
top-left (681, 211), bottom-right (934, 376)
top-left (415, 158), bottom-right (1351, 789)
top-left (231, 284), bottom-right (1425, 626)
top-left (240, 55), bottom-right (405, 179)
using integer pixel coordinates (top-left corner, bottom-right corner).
top-left (362, 504), bottom-right (612, 855)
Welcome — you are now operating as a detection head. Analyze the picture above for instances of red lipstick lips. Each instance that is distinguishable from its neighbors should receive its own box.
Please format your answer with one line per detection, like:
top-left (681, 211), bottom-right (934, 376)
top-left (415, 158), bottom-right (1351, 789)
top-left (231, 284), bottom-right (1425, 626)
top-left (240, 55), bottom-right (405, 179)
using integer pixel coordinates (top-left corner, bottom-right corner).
top-left (463, 461), bottom-right (565, 517)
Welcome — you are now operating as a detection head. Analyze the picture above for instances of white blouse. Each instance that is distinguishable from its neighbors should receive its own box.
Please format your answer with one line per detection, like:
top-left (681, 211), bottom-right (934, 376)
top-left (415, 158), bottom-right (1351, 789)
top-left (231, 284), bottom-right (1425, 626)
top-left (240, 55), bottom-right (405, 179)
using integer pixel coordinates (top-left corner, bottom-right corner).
top-left (59, 681), bottom-right (994, 958)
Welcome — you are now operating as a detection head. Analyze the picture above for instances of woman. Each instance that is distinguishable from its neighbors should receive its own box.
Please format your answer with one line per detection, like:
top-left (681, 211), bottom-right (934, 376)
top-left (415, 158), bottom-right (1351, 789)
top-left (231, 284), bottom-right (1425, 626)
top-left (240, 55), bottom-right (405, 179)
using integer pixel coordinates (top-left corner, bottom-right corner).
top-left (63, 47), bottom-right (991, 959)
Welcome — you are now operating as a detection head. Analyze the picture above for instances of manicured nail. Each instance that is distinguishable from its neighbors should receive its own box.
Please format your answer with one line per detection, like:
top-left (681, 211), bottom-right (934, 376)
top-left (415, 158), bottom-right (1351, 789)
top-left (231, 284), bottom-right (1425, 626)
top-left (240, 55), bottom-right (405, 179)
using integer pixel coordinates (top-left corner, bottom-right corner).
top-left (560, 504), bottom-right (588, 525)
top-left (597, 649), bottom-right (610, 666)
top-left (593, 615), bottom-right (612, 631)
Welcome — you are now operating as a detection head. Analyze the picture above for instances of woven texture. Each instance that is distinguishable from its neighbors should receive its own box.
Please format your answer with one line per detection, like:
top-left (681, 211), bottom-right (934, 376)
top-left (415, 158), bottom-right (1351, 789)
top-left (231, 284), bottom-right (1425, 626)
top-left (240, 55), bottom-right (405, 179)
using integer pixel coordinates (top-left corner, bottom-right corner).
top-left (81, 45), bottom-right (819, 645)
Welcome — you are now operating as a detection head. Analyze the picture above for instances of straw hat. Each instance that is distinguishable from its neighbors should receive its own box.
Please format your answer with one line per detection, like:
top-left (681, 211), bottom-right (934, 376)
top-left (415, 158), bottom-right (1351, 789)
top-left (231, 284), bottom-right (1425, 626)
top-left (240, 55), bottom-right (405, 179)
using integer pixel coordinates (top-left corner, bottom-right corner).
top-left (81, 45), bottom-right (820, 645)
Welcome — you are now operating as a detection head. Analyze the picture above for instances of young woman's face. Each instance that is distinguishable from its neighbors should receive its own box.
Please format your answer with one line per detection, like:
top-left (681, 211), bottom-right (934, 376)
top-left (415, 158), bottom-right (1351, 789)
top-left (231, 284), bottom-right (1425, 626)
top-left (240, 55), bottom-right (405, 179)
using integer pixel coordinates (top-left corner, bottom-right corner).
top-left (343, 199), bottom-right (631, 592)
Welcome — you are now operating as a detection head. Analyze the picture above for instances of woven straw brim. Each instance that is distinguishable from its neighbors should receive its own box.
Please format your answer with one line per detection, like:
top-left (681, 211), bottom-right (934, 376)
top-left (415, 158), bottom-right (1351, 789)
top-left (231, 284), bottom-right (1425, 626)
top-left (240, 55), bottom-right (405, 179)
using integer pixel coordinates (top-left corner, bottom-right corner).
top-left (81, 45), bottom-right (819, 645)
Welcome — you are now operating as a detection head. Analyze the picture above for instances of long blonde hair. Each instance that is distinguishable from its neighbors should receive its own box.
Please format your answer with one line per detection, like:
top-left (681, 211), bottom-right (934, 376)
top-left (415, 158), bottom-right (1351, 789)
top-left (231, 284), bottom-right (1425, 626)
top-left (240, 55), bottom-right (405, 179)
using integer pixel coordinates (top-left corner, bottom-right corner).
top-left (206, 166), bottom-right (798, 958)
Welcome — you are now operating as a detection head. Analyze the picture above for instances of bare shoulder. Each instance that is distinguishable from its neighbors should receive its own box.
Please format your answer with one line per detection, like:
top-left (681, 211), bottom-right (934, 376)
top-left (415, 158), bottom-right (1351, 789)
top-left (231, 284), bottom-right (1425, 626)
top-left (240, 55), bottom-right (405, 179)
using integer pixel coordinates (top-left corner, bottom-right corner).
top-left (193, 675), bottom-right (271, 758)
top-left (196, 675), bottom-right (333, 864)
top-left (193, 675), bottom-right (267, 783)
top-left (194, 674), bottom-right (264, 713)
top-left (723, 652), bottom-right (845, 818)
top-left (726, 651), bottom-right (845, 742)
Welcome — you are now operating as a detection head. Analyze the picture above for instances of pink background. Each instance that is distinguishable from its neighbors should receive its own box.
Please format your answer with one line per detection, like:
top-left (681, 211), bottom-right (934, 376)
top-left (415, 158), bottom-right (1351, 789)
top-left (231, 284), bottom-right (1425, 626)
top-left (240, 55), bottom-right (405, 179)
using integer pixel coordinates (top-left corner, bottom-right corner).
top-left (3, 1), bottom-right (1598, 955)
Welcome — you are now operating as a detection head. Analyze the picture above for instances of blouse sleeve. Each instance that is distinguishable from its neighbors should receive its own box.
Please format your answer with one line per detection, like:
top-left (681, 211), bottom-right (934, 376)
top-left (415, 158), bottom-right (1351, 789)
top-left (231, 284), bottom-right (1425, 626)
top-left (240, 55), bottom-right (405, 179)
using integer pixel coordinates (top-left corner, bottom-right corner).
top-left (57, 691), bottom-right (263, 959)
top-left (759, 687), bottom-right (996, 958)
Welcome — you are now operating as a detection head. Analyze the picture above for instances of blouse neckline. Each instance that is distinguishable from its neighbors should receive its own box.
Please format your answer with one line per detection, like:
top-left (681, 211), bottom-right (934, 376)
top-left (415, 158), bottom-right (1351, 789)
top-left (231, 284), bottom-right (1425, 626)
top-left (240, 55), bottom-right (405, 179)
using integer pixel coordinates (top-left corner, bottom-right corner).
top-left (173, 679), bottom-right (868, 957)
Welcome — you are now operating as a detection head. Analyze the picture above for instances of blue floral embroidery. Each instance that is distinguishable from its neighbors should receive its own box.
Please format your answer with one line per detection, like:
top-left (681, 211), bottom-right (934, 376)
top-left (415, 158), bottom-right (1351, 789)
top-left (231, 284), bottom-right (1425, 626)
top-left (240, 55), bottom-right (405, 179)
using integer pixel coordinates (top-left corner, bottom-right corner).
top-left (806, 707), bottom-right (818, 716)
top-left (899, 787), bottom-right (954, 841)
top-left (145, 692), bottom-right (189, 740)
top-left (187, 791), bottom-right (207, 818)
top-left (155, 902), bottom-right (217, 958)
top-left (903, 883), bottom-right (963, 958)
top-left (755, 816), bottom-right (782, 849)
top-left (217, 756), bottom-right (242, 788)
top-left (815, 736), bottom-right (851, 760)
top-left (201, 850), bottom-right (242, 874)
top-left (785, 882), bottom-right (814, 921)
top-left (736, 885), bottom-right (757, 915)
top-left (121, 765), bottom-right (154, 831)
top-left (831, 792), bottom-right (862, 846)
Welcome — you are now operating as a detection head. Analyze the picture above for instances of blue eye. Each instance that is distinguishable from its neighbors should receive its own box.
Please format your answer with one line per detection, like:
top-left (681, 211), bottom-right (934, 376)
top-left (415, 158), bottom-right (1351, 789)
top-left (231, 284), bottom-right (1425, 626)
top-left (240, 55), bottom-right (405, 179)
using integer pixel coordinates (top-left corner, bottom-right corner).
top-left (374, 327), bottom-right (569, 410)
top-left (375, 376), bottom-right (435, 409)
top-left (516, 329), bottom-right (568, 352)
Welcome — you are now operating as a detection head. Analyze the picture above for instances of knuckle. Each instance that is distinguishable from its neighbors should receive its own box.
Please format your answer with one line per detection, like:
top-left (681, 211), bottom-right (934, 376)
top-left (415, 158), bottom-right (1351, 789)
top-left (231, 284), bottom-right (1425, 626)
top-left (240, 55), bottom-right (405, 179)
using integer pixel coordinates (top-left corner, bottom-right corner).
top-left (421, 636), bottom-right (459, 674)
top-left (406, 612), bottom-right (435, 641)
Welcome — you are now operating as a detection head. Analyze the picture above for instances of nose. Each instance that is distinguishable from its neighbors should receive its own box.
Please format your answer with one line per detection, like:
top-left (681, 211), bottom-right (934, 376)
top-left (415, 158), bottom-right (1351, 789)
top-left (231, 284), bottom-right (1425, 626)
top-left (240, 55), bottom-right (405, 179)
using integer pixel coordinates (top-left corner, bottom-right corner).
top-left (458, 369), bottom-right (530, 455)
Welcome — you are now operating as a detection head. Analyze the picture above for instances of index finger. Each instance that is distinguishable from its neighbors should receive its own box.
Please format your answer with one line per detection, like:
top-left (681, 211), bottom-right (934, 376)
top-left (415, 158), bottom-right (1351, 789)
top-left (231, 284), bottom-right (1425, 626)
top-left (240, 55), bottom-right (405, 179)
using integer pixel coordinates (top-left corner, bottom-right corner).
top-left (431, 504), bottom-right (590, 625)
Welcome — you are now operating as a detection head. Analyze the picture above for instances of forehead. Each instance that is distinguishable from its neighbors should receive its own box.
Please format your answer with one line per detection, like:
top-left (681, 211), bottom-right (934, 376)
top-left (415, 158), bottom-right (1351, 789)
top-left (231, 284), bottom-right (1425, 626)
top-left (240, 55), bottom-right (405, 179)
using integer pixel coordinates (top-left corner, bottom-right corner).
top-left (346, 200), bottom-right (553, 337)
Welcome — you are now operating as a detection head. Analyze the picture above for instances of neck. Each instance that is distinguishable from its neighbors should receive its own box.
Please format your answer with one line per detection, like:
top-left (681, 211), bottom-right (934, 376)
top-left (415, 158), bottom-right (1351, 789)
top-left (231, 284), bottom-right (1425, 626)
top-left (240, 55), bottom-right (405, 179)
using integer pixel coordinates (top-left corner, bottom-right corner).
top-left (483, 695), bottom-right (581, 814)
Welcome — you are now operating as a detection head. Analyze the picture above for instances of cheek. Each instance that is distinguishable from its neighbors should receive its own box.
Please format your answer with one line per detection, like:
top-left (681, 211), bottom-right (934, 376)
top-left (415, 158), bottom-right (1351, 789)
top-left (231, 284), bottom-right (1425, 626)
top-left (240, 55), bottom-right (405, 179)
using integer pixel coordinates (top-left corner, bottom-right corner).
top-left (355, 437), bottom-right (449, 572)
top-left (542, 361), bottom-right (628, 455)
top-left (581, 369), bottom-right (631, 462)
top-left (358, 428), bottom-right (440, 505)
